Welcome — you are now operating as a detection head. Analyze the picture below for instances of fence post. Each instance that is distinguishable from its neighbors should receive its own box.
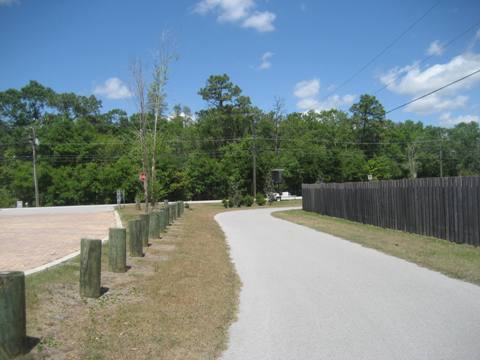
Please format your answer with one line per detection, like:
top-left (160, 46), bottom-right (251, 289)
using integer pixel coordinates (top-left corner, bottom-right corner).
top-left (108, 228), bottom-right (127, 273)
top-left (148, 212), bottom-right (156, 239)
top-left (157, 209), bottom-right (165, 231)
top-left (139, 214), bottom-right (150, 247)
top-left (149, 211), bottom-right (159, 239)
top-left (165, 205), bottom-right (170, 226)
top-left (128, 219), bottom-right (143, 257)
top-left (80, 239), bottom-right (102, 298)
top-left (0, 271), bottom-right (26, 359)
top-left (173, 203), bottom-right (177, 220)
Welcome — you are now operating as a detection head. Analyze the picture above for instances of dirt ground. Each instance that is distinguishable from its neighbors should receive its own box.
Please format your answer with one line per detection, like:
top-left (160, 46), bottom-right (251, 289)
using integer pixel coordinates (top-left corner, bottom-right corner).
top-left (0, 212), bottom-right (116, 271)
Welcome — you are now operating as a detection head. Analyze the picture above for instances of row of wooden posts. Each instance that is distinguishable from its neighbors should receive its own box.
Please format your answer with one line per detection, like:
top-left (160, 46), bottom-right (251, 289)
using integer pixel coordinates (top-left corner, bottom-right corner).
top-left (0, 201), bottom-right (185, 359)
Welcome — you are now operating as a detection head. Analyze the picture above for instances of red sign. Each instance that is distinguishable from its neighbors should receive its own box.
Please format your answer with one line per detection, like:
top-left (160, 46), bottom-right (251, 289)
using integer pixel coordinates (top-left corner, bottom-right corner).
top-left (139, 172), bottom-right (146, 182)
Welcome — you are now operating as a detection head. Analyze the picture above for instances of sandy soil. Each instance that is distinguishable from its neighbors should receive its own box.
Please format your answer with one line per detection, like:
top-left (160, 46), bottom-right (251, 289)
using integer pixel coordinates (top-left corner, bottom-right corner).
top-left (0, 211), bottom-right (116, 271)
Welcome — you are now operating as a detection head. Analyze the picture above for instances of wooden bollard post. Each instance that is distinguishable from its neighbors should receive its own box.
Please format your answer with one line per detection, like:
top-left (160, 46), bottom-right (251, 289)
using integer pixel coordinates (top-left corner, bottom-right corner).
top-left (155, 209), bottom-right (165, 239)
top-left (108, 228), bottom-right (126, 273)
top-left (171, 204), bottom-right (175, 222)
top-left (162, 208), bottom-right (168, 230)
top-left (149, 212), bottom-right (159, 239)
top-left (177, 202), bottom-right (181, 217)
top-left (0, 271), bottom-right (26, 358)
top-left (80, 239), bottom-right (102, 298)
top-left (128, 219), bottom-right (143, 257)
top-left (164, 205), bottom-right (170, 226)
top-left (139, 214), bottom-right (150, 247)
top-left (157, 209), bottom-right (164, 232)
top-left (171, 204), bottom-right (176, 222)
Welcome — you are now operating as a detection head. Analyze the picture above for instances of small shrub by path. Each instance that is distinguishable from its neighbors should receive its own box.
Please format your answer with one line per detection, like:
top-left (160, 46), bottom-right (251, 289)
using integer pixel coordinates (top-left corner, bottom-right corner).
top-left (21, 204), bottom-right (240, 359)
top-left (273, 209), bottom-right (480, 286)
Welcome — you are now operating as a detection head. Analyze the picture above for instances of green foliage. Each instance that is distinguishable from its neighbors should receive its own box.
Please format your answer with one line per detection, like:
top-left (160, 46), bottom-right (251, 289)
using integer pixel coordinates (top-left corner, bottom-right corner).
top-left (1, 78), bottom-right (479, 207)
top-left (222, 198), bottom-right (229, 208)
top-left (255, 193), bottom-right (266, 206)
top-left (243, 195), bottom-right (254, 207)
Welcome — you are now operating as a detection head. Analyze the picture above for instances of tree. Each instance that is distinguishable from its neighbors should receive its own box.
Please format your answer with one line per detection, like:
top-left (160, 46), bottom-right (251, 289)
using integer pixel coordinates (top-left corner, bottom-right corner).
top-left (148, 31), bottom-right (178, 206)
top-left (198, 74), bottom-right (241, 109)
top-left (130, 59), bottom-right (150, 212)
top-left (350, 94), bottom-right (386, 159)
top-left (271, 97), bottom-right (285, 157)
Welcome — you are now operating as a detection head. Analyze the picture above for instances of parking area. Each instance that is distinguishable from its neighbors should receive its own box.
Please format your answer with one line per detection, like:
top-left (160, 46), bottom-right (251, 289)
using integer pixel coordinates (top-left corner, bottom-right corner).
top-left (0, 207), bottom-right (116, 272)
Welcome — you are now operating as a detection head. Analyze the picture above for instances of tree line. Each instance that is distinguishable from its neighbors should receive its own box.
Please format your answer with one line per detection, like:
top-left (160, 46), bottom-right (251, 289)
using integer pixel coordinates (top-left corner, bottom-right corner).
top-left (1, 75), bottom-right (479, 207)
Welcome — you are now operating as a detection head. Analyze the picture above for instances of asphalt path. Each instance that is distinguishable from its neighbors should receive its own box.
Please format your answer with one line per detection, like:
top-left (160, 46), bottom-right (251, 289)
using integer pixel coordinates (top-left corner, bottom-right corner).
top-left (216, 207), bottom-right (480, 360)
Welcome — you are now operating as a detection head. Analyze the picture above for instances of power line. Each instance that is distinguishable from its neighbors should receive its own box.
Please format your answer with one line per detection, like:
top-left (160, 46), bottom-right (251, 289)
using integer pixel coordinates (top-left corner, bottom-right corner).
top-left (320, 0), bottom-right (441, 100)
top-left (385, 68), bottom-right (480, 114)
top-left (374, 18), bottom-right (480, 95)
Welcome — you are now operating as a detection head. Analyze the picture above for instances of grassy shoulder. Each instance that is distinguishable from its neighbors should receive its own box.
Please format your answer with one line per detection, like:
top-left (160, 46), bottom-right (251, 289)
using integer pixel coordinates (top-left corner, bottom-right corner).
top-left (23, 203), bottom-right (240, 359)
top-left (273, 209), bottom-right (480, 285)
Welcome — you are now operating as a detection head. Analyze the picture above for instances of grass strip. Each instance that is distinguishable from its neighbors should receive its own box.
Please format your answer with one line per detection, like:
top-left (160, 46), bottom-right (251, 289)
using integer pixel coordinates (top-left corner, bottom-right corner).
top-left (23, 203), bottom-right (240, 359)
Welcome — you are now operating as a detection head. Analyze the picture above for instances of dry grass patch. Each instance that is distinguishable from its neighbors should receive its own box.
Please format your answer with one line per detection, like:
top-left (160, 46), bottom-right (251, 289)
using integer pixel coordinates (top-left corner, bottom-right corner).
top-left (274, 209), bottom-right (480, 285)
top-left (21, 203), bottom-right (240, 359)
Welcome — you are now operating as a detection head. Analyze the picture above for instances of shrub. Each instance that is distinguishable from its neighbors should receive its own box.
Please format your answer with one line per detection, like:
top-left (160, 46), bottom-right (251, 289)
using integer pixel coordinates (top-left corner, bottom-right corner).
top-left (243, 195), bottom-right (254, 207)
top-left (255, 193), bottom-right (266, 206)
top-left (222, 198), bottom-right (229, 208)
top-left (232, 193), bottom-right (242, 207)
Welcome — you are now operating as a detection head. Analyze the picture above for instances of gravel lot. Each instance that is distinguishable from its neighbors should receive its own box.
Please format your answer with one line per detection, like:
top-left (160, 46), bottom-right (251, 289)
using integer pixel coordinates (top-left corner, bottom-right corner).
top-left (216, 207), bottom-right (480, 360)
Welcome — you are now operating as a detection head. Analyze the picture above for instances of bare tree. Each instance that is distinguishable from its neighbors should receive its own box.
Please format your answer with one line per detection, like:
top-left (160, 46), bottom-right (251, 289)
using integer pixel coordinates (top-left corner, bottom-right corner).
top-left (407, 143), bottom-right (417, 179)
top-left (148, 31), bottom-right (178, 206)
top-left (130, 58), bottom-right (150, 212)
top-left (272, 97), bottom-right (285, 157)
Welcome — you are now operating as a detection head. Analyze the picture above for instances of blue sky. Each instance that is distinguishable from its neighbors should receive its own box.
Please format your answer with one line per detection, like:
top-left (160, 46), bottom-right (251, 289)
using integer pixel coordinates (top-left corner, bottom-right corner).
top-left (1, 0), bottom-right (480, 126)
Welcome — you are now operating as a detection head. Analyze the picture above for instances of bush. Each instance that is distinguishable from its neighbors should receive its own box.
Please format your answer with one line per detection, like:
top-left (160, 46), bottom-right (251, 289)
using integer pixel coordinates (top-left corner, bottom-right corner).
top-left (243, 195), bottom-right (254, 207)
top-left (222, 198), bottom-right (229, 208)
top-left (255, 193), bottom-right (266, 206)
top-left (232, 193), bottom-right (242, 207)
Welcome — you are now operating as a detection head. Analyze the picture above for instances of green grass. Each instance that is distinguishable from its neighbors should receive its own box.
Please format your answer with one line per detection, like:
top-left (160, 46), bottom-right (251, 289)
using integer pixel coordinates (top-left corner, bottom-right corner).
top-left (273, 209), bottom-right (480, 285)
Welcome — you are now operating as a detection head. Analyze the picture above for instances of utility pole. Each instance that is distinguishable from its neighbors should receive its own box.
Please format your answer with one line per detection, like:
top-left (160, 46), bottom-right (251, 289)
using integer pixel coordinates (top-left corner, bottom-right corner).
top-left (252, 115), bottom-right (257, 200)
top-left (31, 126), bottom-right (39, 207)
top-left (439, 147), bottom-right (443, 177)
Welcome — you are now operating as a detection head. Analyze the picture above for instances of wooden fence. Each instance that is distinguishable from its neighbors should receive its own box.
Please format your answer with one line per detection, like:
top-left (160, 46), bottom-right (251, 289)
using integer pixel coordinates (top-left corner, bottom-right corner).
top-left (302, 177), bottom-right (480, 246)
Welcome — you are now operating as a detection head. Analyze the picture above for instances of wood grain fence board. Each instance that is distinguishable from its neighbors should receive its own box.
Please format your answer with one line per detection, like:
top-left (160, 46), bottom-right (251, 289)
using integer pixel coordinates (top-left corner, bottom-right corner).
top-left (302, 176), bottom-right (480, 246)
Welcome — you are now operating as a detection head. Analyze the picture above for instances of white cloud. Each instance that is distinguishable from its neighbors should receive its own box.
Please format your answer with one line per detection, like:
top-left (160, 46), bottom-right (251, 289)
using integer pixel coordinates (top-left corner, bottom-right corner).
top-left (297, 94), bottom-right (356, 112)
top-left (194, 0), bottom-right (276, 32)
top-left (381, 53), bottom-right (480, 95)
top-left (380, 52), bottom-right (480, 115)
top-left (258, 51), bottom-right (274, 70)
top-left (242, 11), bottom-right (276, 32)
top-left (93, 77), bottom-right (132, 100)
top-left (426, 40), bottom-right (444, 56)
top-left (294, 79), bottom-right (320, 98)
top-left (405, 94), bottom-right (468, 115)
top-left (297, 98), bottom-right (320, 111)
top-left (293, 78), bottom-right (355, 112)
top-left (194, 0), bottom-right (254, 22)
top-left (439, 112), bottom-right (479, 126)
top-left (0, 0), bottom-right (19, 5)
top-left (316, 94), bottom-right (356, 111)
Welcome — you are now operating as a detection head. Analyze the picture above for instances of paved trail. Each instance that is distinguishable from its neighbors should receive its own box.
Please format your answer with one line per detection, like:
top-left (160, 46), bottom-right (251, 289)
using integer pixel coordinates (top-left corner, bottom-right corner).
top-left (216, 208), bottom-right (480, 360)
